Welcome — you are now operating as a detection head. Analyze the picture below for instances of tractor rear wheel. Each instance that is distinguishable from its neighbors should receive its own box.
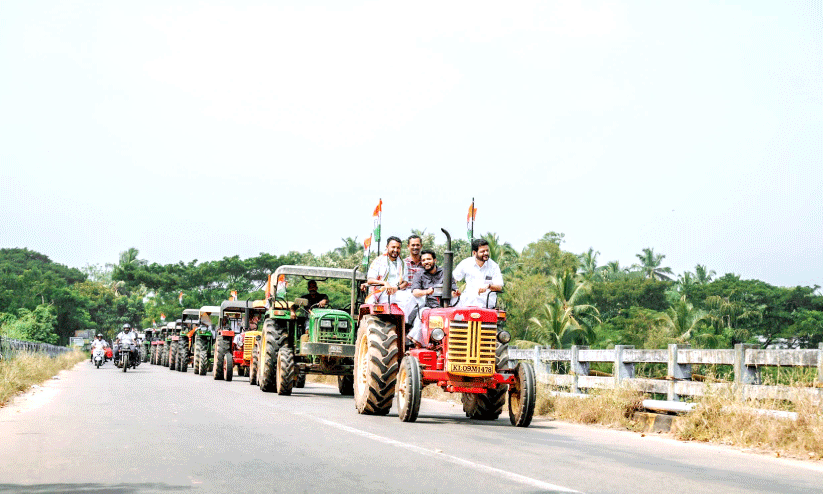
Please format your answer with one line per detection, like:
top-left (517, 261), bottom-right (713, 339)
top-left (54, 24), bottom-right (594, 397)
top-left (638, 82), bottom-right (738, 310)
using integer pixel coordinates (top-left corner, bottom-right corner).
top-left (178, 337), bottom-right (188, 372)
top-left (353, 315), bottom-right (399, 416)
top-left (276, 347), bottom-right (295, 396)
top-left (396, 356), bottom-right (422, 422)
top-left (249, 338), bottom-right (260, 386)
top-left (169, 341), bottom-right (178, 370)
top-left (224, 351), bottom-right (234, 381)
top-left (193, 339), bottom-right (201, 373)
top-left (213, 337), bottom-right (226, 381)
top-left (508, 362), bottom-right (536, 427)
top-left (338, 375), bottom-right (354, 395)
top-left (462, 384), bottom-right (507, 421)
top-left (259, 320), bottom-right (285, 392)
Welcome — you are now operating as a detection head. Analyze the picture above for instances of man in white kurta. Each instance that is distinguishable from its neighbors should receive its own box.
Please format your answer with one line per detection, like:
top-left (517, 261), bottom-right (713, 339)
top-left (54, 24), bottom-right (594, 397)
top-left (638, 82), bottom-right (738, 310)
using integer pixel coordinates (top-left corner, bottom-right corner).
top-left (453, 238), bottom-right (504, 308)
top-left (366, 236), bottom-right (416, 323)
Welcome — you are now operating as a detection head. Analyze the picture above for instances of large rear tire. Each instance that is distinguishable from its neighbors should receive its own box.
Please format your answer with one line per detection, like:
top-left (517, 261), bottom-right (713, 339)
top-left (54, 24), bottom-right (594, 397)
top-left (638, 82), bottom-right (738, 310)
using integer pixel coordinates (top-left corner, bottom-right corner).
top-left (224, 351), bottom-right (234, 381)
top-left (260, 320), bottom-right (285, 392)
top-left (213, 337), bottom-right (226, 381)
top-left (178, 336), bottom-right (188, 372)
top-left (338, 375), bottom-right (354, 395)
top-left (249, 338), bottom-right (260, 386)
top-left (197, 338), bottom-right (209, 375)
top-left (169, 341), bottom-right (178, 370)
top-left (462, 385), bottom-right (507, 420)
top-left (396, 356), bottom-right (422, 422)
top-left (508, 362), bottom-right (536, 427)
top-left (276, 347), bottom-right (295, 396)
top-left (353, 315), bottom-right (399, 416)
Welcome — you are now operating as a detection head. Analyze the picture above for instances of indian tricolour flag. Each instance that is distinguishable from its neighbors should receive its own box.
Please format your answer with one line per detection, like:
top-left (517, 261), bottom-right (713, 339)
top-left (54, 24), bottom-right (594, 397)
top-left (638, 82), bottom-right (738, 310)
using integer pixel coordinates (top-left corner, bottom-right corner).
top-left (178, 291), bottom-right (184, 306)
top-left (467, 201), bottom-right (477, 241)
top-left (362, 235), bottom-right (372, 267)
top-left (372, 199), bottom-right (382, 243)
top-left (276, 274), bottom-right (287, 296)
top-left (230, 290), bottom-right (238, 301)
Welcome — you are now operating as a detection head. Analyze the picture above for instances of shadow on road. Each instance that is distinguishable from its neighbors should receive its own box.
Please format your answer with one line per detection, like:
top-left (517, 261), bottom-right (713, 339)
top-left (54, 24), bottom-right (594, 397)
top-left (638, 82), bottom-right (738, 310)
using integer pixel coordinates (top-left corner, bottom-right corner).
top-left (0, 483), bottom-right (191, 493)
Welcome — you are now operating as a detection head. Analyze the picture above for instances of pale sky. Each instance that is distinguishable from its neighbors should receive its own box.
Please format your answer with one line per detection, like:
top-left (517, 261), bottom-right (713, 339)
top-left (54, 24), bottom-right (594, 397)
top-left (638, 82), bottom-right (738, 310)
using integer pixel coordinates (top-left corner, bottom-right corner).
top-left (1, 1), bottom-right (821, 289)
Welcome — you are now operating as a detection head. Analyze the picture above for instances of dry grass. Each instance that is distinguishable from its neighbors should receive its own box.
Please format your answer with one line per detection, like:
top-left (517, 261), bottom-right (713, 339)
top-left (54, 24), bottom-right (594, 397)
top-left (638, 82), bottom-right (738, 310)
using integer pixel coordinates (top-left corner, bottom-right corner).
top-left (0, 350), bottom-right (87, 406)
top-left (672, 387), bottom-right (823, 459)
top-left (535, 386), bottom-right (645, 429)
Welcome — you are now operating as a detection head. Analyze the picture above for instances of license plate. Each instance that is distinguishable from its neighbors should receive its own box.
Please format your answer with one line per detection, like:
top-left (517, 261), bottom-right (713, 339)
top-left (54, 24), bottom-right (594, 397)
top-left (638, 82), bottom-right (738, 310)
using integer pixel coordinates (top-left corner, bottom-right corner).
top-left (329, 345), bottom-right (343, 354)
top-left (449, 363), bottom-right (494, 374)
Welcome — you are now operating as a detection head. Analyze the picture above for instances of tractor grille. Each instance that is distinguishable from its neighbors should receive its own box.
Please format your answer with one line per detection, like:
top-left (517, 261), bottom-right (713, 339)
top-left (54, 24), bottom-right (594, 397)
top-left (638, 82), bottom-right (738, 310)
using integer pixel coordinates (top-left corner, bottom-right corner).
top-left (447, 320), bottom-right (497, 376)
top-left (243, 331), bottom-right (261, 361)
top-left (318, 329), bottom-right (351, 344)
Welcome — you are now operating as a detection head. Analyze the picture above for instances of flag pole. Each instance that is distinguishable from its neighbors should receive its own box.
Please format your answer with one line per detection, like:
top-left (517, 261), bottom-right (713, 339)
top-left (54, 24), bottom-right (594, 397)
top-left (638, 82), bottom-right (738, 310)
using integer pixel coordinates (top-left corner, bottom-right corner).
top-left (376, 197), bottom-right (382, 257)
top-left (470, 197), bottom-right (475, 241)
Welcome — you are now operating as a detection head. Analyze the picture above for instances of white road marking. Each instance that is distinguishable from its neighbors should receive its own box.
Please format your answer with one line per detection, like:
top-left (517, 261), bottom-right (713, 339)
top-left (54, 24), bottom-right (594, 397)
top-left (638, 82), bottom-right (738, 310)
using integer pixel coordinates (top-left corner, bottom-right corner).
top-left (313, 416), bottom-right (582, 493)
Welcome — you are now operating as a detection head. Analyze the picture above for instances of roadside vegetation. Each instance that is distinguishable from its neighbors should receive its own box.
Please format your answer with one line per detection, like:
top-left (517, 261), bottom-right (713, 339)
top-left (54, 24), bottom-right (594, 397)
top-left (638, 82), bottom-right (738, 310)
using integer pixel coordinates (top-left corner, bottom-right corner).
top-left (0, 350), bottom-right (87, 406)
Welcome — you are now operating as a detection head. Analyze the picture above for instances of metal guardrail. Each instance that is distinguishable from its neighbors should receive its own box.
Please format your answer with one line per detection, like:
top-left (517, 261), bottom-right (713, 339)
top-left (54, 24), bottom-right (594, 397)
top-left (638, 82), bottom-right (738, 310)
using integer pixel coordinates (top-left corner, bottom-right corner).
top-left (509, 343), bottom-right (823, 406)
top-left (0, 335), bottom-right (71, 361)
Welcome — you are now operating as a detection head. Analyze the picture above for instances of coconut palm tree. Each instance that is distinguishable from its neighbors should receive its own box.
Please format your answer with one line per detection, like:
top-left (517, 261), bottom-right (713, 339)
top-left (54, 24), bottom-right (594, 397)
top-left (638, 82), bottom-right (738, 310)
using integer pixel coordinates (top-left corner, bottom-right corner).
top-left (634, 248), bottom-right (674, 281)
top-left (518, 271), bottom-right (601, 348)
top-left (578, 248), bottom-right (600, 281)
top-left (694, 264), bottom-right (716, 285)
top-left (335, 237), bottom-right (362, 257)
top-left (658, 295), bottom-right (710, 343)
top-left (481, 232), bottom-right (519, 273)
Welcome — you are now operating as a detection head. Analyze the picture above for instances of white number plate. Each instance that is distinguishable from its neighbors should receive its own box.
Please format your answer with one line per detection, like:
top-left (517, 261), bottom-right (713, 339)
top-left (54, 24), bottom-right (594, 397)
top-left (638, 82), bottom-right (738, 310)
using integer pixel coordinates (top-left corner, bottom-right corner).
top-left (329, 345), bottom-right (343, 354)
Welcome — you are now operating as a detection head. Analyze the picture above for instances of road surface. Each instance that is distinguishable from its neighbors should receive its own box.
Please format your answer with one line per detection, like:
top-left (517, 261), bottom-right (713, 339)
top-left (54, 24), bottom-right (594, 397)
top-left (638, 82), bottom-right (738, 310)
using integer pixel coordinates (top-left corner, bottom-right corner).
top-left (1, 361), bottom-right (820, 493)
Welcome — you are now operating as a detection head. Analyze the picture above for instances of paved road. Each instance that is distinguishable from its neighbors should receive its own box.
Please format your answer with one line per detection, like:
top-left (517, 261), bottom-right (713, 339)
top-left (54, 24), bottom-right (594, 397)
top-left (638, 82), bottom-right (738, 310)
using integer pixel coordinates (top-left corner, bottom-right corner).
top-left (1, 361), bottom-right (821, 494)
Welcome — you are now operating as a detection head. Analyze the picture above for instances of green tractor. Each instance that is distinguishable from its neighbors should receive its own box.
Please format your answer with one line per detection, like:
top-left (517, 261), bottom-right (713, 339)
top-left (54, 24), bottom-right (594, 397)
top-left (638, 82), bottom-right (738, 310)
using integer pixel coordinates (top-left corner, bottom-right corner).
top-left (177, 305), bottom-right (220, 373)
top-left (138, 328), bottom-right (154, 363)
top-left (255, 266), bottom-right (366, 396)
top-left (151, 323), bottom-right (169, 365)
top-left (170, 310), bottom-right (198, 371)
top-left (161, 321), bottom-right (181, 367)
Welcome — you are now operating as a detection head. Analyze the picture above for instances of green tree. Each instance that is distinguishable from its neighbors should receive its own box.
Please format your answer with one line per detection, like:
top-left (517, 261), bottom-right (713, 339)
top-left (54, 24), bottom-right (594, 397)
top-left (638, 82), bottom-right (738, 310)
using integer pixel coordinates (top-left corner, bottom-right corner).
top-left (633, 247), bottom-right (674, 281)
top-left (578, 248), bottom-right (600, 281)
top-left (520, 272), bottom-right (600, 348)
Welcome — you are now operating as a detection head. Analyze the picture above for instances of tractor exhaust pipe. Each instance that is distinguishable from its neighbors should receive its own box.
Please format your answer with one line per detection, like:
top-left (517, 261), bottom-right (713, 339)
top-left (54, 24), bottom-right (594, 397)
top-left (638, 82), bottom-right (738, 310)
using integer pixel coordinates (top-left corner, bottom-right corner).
top-left (441, 228), bottom-right (453, 308)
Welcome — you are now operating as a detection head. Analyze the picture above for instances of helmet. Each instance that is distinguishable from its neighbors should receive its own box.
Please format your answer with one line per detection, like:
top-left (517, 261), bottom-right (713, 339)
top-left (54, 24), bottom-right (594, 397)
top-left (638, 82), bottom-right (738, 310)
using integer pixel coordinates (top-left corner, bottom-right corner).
top-left (96, 333), bottom-right (103, 338)
top-left (122, 323), bottom-right (132, 330)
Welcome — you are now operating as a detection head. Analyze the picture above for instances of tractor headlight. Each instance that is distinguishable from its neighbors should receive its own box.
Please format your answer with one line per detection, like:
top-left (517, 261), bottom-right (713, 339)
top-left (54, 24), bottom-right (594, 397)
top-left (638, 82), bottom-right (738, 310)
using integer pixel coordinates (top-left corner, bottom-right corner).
top-left (430, 328), bottom-right (445, 342)
top-left (497, 331), bottom-right (511, 344)
top-left (338, 320), bottom-right (348, 329)
top-left (320, 319), bottom-right (333, 329)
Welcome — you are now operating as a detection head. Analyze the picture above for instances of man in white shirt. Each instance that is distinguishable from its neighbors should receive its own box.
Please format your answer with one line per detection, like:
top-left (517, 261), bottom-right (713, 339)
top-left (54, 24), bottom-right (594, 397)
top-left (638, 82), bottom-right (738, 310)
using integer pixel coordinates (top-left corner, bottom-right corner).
top-left (90, 334), bottom-right (107, 361)
top-left (453, 238), bottom-right (504, 308)
top-left (115, 324), bottom-right (138, 364)
top-left (366, 236), bottom-right (416, 323)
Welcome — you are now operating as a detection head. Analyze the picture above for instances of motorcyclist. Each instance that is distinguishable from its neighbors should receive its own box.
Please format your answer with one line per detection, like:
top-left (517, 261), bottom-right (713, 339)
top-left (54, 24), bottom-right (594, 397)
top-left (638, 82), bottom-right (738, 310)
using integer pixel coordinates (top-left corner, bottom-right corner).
top-left (90, 334), bottom-right (108, 362)
top-left (115, 324), bottom-right (138, 366)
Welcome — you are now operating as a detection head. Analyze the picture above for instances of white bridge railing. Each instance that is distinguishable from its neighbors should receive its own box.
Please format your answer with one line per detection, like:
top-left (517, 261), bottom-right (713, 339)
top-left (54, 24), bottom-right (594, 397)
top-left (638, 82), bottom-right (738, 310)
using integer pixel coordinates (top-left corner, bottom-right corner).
top-left (508, 343), bottom-right (823, 406)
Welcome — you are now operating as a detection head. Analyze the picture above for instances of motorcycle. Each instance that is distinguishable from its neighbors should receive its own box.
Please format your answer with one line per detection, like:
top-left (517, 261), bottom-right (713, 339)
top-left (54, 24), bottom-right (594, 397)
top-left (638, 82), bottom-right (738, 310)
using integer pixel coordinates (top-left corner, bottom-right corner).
top-left (118, 344), bottom-right (140, 372)
top-left (93, 348), bottom-right (105, 368)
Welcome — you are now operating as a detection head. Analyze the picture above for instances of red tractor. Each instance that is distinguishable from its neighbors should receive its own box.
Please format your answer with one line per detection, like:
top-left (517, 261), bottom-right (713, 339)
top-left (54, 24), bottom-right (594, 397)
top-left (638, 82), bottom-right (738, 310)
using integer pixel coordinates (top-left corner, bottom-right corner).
top-left (353, 229), bottom-right (536, 426)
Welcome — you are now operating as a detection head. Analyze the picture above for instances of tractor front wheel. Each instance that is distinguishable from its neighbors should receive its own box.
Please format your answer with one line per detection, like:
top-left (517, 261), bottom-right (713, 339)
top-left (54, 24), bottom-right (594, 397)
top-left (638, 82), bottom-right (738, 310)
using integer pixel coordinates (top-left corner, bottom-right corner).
top-left (249, 338), bottom-right (260, 386)
top-left (197, 338), bottom-right (209, 375)
top-left (224, 351), bottom-right (233, 381)
top-left (213, 338), bottom-right (226, 381)
top-left (396, 356), bottom-right (422, 422)
top-left (178, 337), bottom-right (188, 372)
top-left (508, 362), bottom-right (536, 427)
top-left (353, 315), bottom-right (398, 416)
top-left (276, 347), bottom-right (295, 396)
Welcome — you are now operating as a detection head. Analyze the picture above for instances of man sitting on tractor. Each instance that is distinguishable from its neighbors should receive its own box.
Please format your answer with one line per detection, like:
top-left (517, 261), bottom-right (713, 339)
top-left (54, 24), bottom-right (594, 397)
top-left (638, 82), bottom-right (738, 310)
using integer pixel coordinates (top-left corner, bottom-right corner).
top-left (453, 238), bottom-right (504, 308)
top-left (366, 236), bottom-right (416, 325)
top-left (302, 280), bottom-right (329, 309)
top-left (408, 249), bottom-right (459, 347)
